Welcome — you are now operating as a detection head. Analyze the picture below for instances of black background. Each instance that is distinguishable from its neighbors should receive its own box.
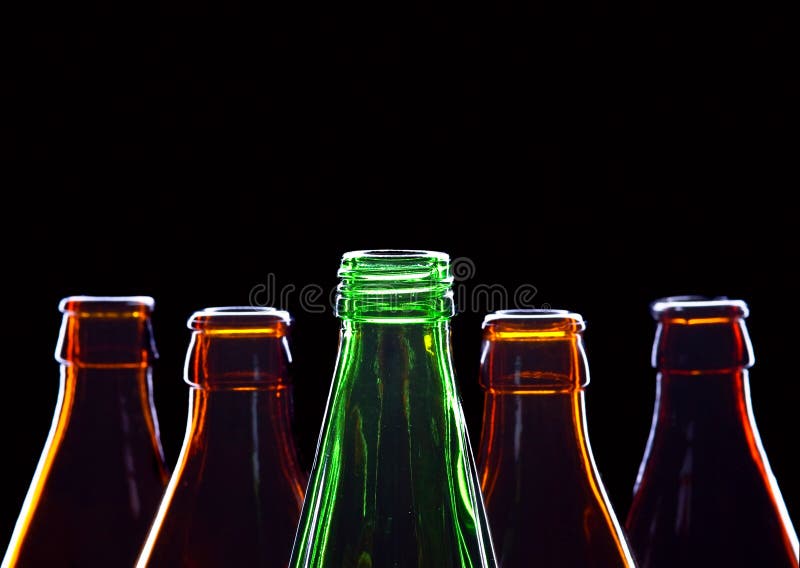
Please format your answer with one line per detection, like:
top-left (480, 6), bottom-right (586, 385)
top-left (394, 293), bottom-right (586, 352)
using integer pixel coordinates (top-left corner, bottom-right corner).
top-left (3, 0), bottom-right (798, 547)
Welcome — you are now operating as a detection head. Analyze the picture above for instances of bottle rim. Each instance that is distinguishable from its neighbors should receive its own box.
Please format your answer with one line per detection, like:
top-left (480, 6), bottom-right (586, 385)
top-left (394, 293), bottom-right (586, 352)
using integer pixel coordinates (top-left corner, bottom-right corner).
top-left (188, 306), bottom-right (292, 333)
top-left (59, 296), bottom-right (155, 317)
top-left (651, 296), bottom-right (749, 320)
top-left (483, 309), bottom-right (586, 336)
top-left (341, 249), bottom-right (449, 261)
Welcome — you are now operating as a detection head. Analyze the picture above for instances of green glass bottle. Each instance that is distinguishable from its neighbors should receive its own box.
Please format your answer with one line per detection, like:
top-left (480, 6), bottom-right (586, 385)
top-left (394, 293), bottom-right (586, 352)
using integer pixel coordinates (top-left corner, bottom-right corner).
top-left (290, 250), bottom-right (497, 568)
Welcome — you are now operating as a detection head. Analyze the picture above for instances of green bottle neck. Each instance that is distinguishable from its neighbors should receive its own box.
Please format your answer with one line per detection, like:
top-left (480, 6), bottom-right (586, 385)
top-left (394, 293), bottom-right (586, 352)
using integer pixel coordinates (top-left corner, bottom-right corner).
top-left (336, 319), bottom-right (454, 381)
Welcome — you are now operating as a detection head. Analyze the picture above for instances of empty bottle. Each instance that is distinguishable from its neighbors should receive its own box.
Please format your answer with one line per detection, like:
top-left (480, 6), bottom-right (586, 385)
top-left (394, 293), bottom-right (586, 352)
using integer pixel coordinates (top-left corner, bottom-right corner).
top-left (476, 309), bottom-right (636, 567)
top-left (290, 250), bottom-right (496, 568)
top-left (3, 296), bottom-right (168, 567)
top-left (137, 307), bottom-right (305, 567)
top-left (626, 297), bottom-right (799, 567)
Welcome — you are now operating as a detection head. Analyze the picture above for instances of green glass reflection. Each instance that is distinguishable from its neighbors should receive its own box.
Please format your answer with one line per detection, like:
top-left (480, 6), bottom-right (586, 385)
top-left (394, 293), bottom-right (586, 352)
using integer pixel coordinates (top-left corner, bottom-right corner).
top-left (290, 250), bottom-right (496, 568)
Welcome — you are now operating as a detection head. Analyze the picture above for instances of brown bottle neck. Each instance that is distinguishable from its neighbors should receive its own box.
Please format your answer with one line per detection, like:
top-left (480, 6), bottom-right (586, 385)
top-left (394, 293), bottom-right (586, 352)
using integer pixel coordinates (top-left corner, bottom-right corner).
top-left (56, 310), bottom-right (157, 369)
top-left (54, 305), bottom-right (159, 426)
top-left (182, 387), bottom-right (297, 445)
top-left (480, 333), bottom-right (589, 394)
top-left (655, 369), bottom-right (755, 434)
top-left (478, 330), bottom-right (595, 462)
top-left (177, 333), bottom-right (302, 500)
top-left (185, 329), bottom-right (291, 391)
top-left (181, 325), bottom-right (297, 449)
top-left (652, 313), bottom-right (756, 426)
top-left (653, 313), bottom-right (753, 372)
top-left (480, 389), bottom-right (591, 451)
top-left (478, 311), bottom-right (603, 476)
top-left (50, 365), bottom-right (164, 476)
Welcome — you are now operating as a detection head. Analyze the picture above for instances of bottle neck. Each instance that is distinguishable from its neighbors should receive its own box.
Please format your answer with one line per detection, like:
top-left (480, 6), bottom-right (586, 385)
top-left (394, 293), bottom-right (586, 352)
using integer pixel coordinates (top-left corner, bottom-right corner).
top-left (651, 313), bottom-right (757, 431)
top-left (479, 390), bottom-right (591, 474)
top-left (179, 327), bottom-right (300, 489)
top-left (180, 387), bottom-right (303, 496)
top-left (652, 315), bottom-right (753, 371)
top-left (51, 298), bottom-right (161, 435)
top-left (478, 331), bottom-right (596, 486)
top-left (58, 365), bottom-right (158, 421)
top-left (654, 369), bottom-right (755, 435)
top-left (477, 322), bottom-right (635, 566)
top-left (337, 319), bottom-right (453, 377)
top-left (56, 309), bottom-right (156, 368)
top-left (185, 330), bottom-right (290, 390)
top-left (479, 331), bottom-right (589, 394)
top-left (49, 364), bottom-right (166, 478)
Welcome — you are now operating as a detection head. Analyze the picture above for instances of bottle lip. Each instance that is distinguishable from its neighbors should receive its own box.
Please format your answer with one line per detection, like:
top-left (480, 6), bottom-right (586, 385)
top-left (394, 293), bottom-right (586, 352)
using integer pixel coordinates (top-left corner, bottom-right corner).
top-left (483, 309), bottom-right (585, 337)
top-left (187, 306), bottom-right (291, 334)
top-left (338, 250), bottom-right (452, 282)
top-left (483, 309), bottom-right (584, 325)
top-left (341, 249), bottom-right (449, 261)
top-left (59, 296), bottom-right (155, 317)
top-left (651, 296), bottom-right (749, 320)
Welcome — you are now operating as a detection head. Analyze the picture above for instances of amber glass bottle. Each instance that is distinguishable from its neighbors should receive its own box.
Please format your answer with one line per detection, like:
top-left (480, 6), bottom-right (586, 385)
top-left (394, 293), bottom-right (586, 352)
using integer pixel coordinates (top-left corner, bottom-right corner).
top-left (626, 297), bottom-right (799, 567)
top-left (137, 307), bottom-right (305, 567)
top-left (2, 296), bottom-right (168, 568)
top-left (477, 309), bottom-right (636, 568)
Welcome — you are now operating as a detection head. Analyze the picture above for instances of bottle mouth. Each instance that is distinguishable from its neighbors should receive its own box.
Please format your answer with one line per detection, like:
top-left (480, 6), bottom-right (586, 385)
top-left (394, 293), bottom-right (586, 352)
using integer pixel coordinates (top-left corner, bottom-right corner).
top-left (483, 309), bottom-right (585, 339)
top-left (339, 250), bottom-right (451, 283)
top-left (59, 296), bottom-right (155, 318)
top-left (188, 306), bottom-right (291, 336)
top-left (651, 296), bottom-right (749, 322)
top-left (336, 250), bottom-right (454, 322)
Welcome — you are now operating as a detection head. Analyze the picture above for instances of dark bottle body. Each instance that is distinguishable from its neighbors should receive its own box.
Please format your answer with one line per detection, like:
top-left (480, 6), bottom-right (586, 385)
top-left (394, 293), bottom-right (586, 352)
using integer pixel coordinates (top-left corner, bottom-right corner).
top-left (138, 307), bottom-right (305, 568)
top-left (477, 310), bottom-right (636, 568)
top-left (626, 298), bottom-right (798, 568)
top-left (3, 296), bottom-right (168, 568)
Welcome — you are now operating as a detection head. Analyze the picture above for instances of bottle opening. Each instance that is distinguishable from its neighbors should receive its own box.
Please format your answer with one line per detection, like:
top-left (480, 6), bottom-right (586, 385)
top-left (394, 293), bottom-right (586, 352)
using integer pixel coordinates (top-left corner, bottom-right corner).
top-left (483, 309), bottom-right (585, 340)
top-left (59, 296), bottom-right (154, 319)
top-left (188, 306), bottom-right (291, 337)
top-left (651, 296), bottom-right (749, 324)
top-left (336, 250), bottom-right (454, 322)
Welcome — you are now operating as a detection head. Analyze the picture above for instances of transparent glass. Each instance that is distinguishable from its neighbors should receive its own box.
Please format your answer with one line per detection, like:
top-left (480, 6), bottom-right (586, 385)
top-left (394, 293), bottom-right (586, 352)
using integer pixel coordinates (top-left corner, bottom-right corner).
top-left (290, 250), bottom-right (497, 568)
top-left (2, 296), bottom-right (168, 567)
top-left (137, 307), bottom-right (306, 567)
top-left (476, 310), bottom-right (636, 567)
top-left (626, 297), bottom-right (799, 567)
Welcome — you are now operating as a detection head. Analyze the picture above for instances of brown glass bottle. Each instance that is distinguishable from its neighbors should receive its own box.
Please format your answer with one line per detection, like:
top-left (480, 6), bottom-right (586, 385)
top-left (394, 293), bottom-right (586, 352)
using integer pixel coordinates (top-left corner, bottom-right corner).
top-left (2, 296), bottom-right (168, 567)
top-left (626, 297), bottom-right (799, 567)
top-left (137, 307), bottom-right (305, 567)
top-left (477, 310), bottom-right (636, 568)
